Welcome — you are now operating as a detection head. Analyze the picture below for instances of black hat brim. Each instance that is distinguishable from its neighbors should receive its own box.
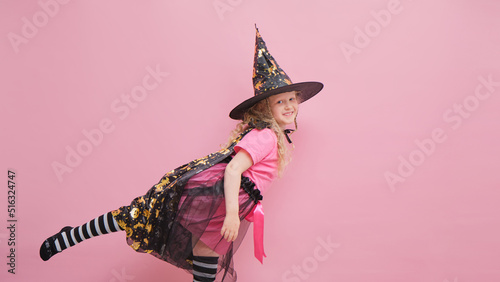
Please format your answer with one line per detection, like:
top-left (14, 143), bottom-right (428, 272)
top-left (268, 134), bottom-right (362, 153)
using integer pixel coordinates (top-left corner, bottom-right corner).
top-left (229, 81), bottom-right (324, 120)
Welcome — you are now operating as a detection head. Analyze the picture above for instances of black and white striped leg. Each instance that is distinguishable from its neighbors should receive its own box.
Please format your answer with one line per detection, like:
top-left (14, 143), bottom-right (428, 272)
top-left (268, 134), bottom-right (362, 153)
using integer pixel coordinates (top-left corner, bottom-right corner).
top-left (40, 212), bottom-right (123, 261)
top-left (192, 256), bottom-right (219, 282)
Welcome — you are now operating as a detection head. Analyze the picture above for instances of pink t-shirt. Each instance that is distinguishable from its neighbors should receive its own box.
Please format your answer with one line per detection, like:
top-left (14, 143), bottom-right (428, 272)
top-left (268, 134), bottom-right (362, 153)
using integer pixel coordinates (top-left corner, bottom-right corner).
top-left (180, 128), bottom-right (278, 255)
top-left (234, 128), bottom-right (278, 195)
top-left (185, 128), bottom-right (279, 195)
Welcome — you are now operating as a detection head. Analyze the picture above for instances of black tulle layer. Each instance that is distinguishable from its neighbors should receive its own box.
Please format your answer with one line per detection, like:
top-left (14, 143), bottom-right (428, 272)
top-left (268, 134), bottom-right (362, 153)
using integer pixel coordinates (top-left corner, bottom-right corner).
top-left (112, 170), bottom-right (258, 282)
top-left (111, 127), bottom-right (260, 281)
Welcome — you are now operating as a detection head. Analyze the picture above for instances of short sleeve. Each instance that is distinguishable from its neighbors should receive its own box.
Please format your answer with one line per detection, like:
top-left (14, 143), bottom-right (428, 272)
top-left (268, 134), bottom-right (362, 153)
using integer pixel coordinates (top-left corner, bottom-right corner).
top-left (234, 128), bottom-right (277, 165)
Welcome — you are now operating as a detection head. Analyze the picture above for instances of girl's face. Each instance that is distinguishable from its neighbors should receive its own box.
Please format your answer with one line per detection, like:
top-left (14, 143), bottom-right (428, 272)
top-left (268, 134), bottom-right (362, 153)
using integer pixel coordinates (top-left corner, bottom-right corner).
top-left (268, 91), bottom-right (299, 129)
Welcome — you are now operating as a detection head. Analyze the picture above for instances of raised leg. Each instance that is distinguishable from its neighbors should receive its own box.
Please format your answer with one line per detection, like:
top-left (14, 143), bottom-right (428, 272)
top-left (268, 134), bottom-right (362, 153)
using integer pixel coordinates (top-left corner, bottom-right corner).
top-left (39, 212), bottom-right (123, 261)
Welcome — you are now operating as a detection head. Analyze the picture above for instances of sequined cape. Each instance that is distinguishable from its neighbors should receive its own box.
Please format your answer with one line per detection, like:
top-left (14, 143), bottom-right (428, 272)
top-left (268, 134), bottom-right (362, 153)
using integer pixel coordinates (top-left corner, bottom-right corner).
top-left (111, 127), bottom-right (254, 266)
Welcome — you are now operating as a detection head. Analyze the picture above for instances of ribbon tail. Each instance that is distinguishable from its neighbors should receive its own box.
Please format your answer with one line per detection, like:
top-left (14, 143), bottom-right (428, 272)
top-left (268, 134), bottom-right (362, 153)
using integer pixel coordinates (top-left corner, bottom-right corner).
top-left (252, 202), bottom-right (266, 264)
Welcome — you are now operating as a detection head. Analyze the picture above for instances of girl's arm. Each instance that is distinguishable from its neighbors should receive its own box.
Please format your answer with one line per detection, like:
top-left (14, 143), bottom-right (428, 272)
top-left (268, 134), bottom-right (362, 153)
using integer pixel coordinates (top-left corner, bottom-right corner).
top-left (221, 149), bottom-right (253, 242)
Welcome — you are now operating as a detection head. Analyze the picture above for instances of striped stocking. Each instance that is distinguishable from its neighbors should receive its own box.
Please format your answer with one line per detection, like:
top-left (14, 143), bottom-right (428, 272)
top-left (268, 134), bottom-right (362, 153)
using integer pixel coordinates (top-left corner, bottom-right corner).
top-left (40, 212), bottom-right (123, 261)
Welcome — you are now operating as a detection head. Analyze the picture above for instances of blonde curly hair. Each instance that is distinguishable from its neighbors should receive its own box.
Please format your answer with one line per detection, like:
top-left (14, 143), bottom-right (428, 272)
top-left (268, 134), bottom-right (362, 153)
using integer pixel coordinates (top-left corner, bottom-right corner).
top-left (225, 92), bottom-right (298, 177)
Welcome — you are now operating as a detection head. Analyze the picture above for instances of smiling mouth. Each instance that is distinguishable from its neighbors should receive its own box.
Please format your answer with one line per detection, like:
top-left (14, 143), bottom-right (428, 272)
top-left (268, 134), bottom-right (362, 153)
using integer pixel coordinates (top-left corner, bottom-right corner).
top-left (283, 112), bottom-right (294, 117)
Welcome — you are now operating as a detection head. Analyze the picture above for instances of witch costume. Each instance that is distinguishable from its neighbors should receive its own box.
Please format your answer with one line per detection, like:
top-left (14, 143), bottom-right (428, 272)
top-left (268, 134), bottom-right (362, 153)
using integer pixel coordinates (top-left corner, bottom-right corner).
top-left (40, 26), bottom-right (323, 282)
top-left (111, 126), bottom-right (264, 281)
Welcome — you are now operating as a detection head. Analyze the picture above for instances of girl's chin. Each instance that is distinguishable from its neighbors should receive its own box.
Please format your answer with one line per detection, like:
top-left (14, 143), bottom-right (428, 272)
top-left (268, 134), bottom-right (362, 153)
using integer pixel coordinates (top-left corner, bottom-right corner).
top-left (278, 120), bottom-right (294, 129)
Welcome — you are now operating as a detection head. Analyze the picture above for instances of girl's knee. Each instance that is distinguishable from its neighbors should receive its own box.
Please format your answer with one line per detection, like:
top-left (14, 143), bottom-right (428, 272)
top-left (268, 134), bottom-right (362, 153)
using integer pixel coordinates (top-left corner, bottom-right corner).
top-left (192, 240), bottom-right (219, 257)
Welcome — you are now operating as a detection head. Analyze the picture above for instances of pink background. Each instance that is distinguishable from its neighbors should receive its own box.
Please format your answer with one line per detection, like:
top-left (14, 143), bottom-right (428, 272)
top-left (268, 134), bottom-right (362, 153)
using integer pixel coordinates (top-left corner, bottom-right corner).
top-left (2, 1), bottom-right (500, 281)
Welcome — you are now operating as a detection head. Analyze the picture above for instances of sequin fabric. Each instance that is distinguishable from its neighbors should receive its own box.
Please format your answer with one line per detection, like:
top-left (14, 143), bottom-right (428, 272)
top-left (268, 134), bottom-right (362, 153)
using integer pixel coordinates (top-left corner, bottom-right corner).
top-left (253, 26), bottom-right (294, 94)
top-left (111, 127), bottom-right (255, 281)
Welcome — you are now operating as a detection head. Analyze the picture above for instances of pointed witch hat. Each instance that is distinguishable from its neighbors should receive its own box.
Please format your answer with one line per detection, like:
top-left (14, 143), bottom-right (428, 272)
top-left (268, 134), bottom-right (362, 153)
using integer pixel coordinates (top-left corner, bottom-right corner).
top-left (229, 25), bottom-right (324, 120)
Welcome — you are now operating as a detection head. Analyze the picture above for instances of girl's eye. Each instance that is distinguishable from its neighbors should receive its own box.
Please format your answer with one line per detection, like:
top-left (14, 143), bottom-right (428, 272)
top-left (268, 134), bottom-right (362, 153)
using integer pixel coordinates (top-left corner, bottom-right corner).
top-left (277, 100), bottom-right (283, 104)
top-left (290, 97), bottom-right (295, 101)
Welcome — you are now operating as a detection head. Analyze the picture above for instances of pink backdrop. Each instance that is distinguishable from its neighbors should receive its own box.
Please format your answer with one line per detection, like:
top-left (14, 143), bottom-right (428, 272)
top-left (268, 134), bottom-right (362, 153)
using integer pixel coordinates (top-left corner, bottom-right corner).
top-left (2, 1), bottom-right (500, 281)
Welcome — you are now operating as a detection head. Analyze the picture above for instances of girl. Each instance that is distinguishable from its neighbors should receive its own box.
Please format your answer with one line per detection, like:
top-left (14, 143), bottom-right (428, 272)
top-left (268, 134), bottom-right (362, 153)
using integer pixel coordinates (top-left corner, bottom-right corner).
top-left (40, 26), bottom-right (323, 282)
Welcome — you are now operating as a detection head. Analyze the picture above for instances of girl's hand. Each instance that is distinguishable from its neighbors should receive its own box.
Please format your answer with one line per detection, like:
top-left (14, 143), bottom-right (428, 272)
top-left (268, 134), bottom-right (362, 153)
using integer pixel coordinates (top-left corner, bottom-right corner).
top-left (221, 213), bottom-right (240, 242)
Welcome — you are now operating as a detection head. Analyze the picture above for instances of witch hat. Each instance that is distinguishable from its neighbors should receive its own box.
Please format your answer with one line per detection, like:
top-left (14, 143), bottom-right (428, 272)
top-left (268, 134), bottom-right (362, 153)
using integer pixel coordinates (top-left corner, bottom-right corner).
top-left (229, 25), bottom-right (323, 120)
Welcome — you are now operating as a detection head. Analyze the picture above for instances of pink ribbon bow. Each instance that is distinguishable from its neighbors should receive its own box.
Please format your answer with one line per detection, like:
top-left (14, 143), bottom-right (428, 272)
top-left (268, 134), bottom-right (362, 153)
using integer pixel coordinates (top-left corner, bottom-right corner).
top-left (245, 201), bottom-right (267, 264)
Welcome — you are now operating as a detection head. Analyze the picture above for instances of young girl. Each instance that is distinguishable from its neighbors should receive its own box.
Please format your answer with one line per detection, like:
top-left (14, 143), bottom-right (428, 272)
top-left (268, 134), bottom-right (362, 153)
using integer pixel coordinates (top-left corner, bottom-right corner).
top-left (40, 26), bottom-right (323, 282)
